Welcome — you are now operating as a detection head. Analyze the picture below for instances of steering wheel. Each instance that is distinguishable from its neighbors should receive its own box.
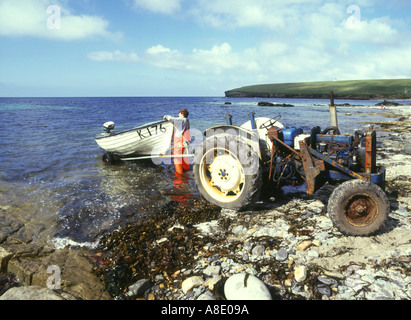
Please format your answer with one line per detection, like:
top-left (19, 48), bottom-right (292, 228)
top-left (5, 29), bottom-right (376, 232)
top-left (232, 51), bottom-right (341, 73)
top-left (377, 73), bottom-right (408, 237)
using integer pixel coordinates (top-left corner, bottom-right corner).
top-left (321, 126), bottom-right (340, 135)
top-left (259, 115), bottom-right (282, 130)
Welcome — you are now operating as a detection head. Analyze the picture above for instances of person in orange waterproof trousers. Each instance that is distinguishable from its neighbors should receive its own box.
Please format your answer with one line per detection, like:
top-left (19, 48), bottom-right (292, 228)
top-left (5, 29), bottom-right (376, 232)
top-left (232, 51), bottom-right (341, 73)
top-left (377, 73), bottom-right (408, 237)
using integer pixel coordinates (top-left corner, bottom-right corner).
top-left (163, 109), bottom-right (191, 175)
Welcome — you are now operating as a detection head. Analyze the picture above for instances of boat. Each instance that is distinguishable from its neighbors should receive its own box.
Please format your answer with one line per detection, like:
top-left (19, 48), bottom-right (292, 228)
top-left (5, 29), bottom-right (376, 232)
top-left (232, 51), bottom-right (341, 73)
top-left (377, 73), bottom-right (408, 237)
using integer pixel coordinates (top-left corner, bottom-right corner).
top-left (95, 120), bottom-right (176, 164)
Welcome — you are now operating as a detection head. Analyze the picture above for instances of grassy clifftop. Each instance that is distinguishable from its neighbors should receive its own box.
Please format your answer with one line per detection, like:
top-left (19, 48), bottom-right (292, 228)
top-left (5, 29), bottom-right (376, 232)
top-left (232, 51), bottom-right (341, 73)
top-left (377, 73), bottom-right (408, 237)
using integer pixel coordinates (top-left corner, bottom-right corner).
top-left (225, 79), bottom-right (411, 100)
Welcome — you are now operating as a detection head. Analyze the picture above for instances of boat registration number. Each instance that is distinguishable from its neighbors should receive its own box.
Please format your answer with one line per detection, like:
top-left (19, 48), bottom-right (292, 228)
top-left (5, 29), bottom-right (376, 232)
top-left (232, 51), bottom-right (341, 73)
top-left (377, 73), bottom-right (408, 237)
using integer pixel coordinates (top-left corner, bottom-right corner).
top-left (136, 123), bottom-right (167, 139)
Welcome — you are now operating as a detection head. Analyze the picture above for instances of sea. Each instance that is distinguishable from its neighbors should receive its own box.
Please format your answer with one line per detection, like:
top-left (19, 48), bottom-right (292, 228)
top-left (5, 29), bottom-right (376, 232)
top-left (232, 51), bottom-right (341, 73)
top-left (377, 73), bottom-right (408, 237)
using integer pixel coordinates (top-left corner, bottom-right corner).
top-left (0, 96), bottom-right (393, 249)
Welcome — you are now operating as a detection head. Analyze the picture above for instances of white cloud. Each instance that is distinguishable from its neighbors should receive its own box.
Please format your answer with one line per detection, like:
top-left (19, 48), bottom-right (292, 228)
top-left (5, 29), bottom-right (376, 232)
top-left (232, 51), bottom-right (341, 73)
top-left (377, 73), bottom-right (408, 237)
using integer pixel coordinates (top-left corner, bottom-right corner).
top-left (88, 43), bottom-right (243, 74)
top-left (0, 0), bottom-right (120, 40)
top-left (191, 0), bottom-right (292, 30)
top-left (146, 45), bottom-right (174, 55)
top-left (339, 17), bottom-right (399, 45)
top-left (132, 0), bottom-right (182, 15)
top-left (87, 50), bottom-right (139, 62)
top-left (86, 0), bottom-right (410, 84)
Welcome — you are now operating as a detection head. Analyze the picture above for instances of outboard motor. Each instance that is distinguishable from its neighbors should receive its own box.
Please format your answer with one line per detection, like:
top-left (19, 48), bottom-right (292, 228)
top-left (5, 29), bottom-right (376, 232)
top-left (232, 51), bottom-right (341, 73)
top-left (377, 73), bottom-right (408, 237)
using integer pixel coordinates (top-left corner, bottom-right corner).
top-left (103, 121), bottom-right (115, 133)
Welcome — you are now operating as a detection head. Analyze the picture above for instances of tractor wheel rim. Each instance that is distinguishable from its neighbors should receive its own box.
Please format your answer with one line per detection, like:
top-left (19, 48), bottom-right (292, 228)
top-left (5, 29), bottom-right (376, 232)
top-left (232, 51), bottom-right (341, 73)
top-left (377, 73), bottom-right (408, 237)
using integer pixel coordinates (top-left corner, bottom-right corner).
top-left (199, 148), bottom-right (245, 203)
top-left (345, 195), bottom-right (378, 227)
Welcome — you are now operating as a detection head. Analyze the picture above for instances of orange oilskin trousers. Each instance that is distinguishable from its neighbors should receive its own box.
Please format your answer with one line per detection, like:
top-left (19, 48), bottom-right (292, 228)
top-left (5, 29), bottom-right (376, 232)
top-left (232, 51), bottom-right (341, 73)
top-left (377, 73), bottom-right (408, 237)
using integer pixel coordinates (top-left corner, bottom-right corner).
top-left (173, 130), bottom-right (191, 174)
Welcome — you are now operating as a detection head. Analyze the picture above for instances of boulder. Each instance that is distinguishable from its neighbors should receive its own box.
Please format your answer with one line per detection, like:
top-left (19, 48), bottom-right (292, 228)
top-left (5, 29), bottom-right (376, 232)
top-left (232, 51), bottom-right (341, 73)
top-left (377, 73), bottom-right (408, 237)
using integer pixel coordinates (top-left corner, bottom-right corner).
top-left (224, 273), bottom-right (272, 300)
top-left (0, 286), bottom-right (77, 300)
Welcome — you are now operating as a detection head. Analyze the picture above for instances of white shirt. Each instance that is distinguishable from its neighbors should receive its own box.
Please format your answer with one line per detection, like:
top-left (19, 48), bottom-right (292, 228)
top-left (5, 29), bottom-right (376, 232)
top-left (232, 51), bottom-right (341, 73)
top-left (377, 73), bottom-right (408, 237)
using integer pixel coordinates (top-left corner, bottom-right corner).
top-left (164, 115), bottom-right (190, 138)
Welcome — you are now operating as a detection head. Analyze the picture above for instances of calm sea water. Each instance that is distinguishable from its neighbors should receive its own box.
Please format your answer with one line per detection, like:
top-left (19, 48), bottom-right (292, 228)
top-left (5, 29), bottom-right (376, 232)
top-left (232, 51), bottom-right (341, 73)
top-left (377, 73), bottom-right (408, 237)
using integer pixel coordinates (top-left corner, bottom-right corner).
top-left (0, 96), bottom-right (391, 247)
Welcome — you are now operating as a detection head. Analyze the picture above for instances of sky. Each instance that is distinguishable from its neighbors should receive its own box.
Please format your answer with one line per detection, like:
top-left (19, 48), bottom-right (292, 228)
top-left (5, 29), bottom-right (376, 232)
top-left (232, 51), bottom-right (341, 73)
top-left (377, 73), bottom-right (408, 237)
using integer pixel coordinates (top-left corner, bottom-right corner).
top-left (0, 0), bottom-right (410, 97)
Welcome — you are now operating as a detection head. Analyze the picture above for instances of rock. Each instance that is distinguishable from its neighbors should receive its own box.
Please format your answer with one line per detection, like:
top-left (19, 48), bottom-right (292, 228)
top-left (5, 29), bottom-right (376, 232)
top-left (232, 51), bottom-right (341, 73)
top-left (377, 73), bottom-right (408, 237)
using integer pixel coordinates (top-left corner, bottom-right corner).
top-left (0, 286), bottom-right (77, 300)
top-left (275, 248), bottom-right (288, 262)
top-left (0, 247), bottom-right (12, 272)
top-left (317, 284), bottom-right (332, 297)
top-left (307, 250), bottom-right (319, 259)
top-left (375, 101), bottom-right (400, 107)
top-left (204, 275), bottom-right (221, 291)
top-left (296, 240), bottom-right (312, 251)
top-left (404, 144), bottom-right (411, 155)
top-left (3, 247), bottom-right (111, 300)
top-left (258, 101), bottom-right (275, 106)
top-left (182, 276), bottom-right (204, 294)
top-left (251, 245), bottom-right (265, 257)
top-left (231, 225), bottom-right (247, 235)
top-left (125, 279), bottom-right (153, 299)
top-left (203, 265), bottom-right (221, 277)
top-left (258, 101), bottom-right (294, 107)
top-left (224, 273), bottom-right (272, 300)
top-left (294, 265), bottom-right (308, 283)
top-left (318, 276), bottom-right (338, 287)
top-left (323, 270), bottom-right (345, 280)
top-left (197, 290), bottom-right (216, 300)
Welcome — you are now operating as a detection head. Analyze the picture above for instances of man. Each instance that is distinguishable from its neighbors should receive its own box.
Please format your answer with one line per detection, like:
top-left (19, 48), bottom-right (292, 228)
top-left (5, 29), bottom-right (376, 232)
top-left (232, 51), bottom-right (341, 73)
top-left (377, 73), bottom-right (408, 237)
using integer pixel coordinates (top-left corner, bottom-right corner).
top-left (163, 109), bottom-right (191, 174)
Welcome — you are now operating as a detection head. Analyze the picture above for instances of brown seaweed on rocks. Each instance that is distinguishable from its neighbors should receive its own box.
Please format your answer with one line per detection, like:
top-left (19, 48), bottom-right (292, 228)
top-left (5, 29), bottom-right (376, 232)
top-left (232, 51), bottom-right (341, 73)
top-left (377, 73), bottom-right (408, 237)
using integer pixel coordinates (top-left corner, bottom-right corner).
top-left (92, 198), bottom-right (221, 298)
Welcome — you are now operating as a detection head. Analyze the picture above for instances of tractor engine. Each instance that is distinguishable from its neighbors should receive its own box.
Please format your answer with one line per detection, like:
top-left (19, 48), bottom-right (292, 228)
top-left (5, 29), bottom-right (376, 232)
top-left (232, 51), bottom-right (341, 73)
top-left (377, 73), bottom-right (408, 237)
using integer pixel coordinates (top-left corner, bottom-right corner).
top-left (308, 126), bottom-right (376, 174)
top-left (268, 125), bottom-right (377, 185)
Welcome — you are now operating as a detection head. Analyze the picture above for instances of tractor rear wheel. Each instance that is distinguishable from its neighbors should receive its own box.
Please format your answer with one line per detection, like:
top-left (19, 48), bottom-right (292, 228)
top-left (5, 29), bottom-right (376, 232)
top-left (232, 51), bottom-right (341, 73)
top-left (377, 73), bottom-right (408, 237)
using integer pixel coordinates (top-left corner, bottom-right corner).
top-left (327, 179), bottom-right (389, 236)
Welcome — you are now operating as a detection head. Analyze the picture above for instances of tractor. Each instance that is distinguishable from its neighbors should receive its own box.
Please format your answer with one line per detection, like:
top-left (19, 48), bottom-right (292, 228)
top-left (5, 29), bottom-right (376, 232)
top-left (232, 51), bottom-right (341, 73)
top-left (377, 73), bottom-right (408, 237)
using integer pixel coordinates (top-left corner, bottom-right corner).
top-left (193, 94), bottom-right (389, 236)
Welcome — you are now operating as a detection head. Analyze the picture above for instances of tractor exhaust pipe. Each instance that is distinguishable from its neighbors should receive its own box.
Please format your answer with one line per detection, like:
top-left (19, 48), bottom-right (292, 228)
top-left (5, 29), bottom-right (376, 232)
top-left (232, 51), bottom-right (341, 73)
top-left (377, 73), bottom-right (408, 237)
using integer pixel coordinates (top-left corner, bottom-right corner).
top-left (329, 91), bottom-right (339, 129)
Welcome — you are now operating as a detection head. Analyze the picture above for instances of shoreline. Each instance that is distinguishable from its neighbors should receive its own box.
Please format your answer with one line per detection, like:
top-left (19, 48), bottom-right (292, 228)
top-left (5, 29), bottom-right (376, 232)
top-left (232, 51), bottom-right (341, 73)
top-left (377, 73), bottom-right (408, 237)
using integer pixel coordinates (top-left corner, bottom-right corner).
top-left (1, 107), bottom-right (410, 300)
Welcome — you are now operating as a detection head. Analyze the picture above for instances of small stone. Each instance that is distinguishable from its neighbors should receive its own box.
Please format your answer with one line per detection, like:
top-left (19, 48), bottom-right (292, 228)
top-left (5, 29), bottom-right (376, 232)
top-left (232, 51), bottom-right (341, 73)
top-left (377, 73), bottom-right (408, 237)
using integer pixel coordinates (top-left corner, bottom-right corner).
top-left (307, 250), bottom-right (319, 259)
top-left (275, 248), bottom-right (288, 262)
top-left (203, 265), bottom-right (221, 277)
top-left (296, 240), bottom-right (312, 251)
top-left (317, 284), bottom-right (331, 297)
top-left (294, 265), bottom-right (308, 283)
top-left (232, 225), bottom-right (247, 235)
top-left (323, 270), bottom-right (345, 280)
top-left (284, 279), bottom-right (293, 287)
top-left (197, 290), bottom-right (216, 300)
top-left (182, 276), bottom-right (204, 294)
top-left (251, 245), bottom-right (265, 256)
top-left (318, 276), bottom-right (338, 287)
top-left (205, 275), bottom-right (221, 290)
top-left (125, 279), bottom-right (153, 298)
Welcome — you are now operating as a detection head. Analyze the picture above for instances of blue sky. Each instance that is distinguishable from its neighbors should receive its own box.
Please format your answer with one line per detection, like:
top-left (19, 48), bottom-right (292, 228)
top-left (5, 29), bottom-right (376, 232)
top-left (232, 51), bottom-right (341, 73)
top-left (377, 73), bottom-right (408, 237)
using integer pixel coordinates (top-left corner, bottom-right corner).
top-left (0, 0), bottom-right (410, 97)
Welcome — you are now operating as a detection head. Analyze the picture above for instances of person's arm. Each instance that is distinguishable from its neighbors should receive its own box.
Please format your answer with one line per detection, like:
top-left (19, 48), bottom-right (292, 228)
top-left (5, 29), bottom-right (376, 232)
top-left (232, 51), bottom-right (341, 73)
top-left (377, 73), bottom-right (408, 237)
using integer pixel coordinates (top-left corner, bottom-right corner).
top-left (163, 115), bottom-right (179, 121)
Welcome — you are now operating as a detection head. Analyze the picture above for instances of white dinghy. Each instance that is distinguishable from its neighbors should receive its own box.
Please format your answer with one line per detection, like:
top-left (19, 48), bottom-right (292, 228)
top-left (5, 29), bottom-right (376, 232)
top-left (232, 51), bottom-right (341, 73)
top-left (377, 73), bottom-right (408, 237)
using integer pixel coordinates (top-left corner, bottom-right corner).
top-left (95, 120), bottom-right (181, 164)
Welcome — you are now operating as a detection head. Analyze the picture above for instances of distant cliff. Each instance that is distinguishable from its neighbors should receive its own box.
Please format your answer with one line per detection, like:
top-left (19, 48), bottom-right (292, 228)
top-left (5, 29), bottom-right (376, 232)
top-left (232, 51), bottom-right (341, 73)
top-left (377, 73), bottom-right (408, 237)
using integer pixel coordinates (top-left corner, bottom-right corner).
top-left (225, 79), bottom-right (411, 100)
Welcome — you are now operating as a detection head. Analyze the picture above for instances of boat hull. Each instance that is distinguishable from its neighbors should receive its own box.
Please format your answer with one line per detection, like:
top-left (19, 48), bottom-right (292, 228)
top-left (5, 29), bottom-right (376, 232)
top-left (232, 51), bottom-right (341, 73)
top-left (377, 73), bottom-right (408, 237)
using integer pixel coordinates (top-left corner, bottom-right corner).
top-left (95, 120), bottom-right (174, 157)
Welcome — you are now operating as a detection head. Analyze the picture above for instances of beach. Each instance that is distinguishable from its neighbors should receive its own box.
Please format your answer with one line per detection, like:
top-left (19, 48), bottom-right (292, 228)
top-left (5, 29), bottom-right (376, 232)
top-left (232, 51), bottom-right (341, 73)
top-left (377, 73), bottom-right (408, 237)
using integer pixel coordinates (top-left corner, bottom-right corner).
top-left (1, 103), bottom-right (410, 300)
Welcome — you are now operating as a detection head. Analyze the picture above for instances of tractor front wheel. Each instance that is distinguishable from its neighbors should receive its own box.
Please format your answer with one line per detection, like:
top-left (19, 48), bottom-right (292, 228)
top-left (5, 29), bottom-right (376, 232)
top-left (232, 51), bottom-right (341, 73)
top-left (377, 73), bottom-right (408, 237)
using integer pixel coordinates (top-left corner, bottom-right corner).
top-left (327, 179), bottom-right (389, 236)
top-left (193, 134), bottom-right (262, 211)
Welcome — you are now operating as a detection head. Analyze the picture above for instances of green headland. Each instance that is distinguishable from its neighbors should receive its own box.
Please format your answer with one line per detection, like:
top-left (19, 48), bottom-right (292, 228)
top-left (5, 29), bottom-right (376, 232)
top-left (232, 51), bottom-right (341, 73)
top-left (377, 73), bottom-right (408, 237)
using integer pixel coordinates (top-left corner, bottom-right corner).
top-left (225, 79), bottom-right (411, 100)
